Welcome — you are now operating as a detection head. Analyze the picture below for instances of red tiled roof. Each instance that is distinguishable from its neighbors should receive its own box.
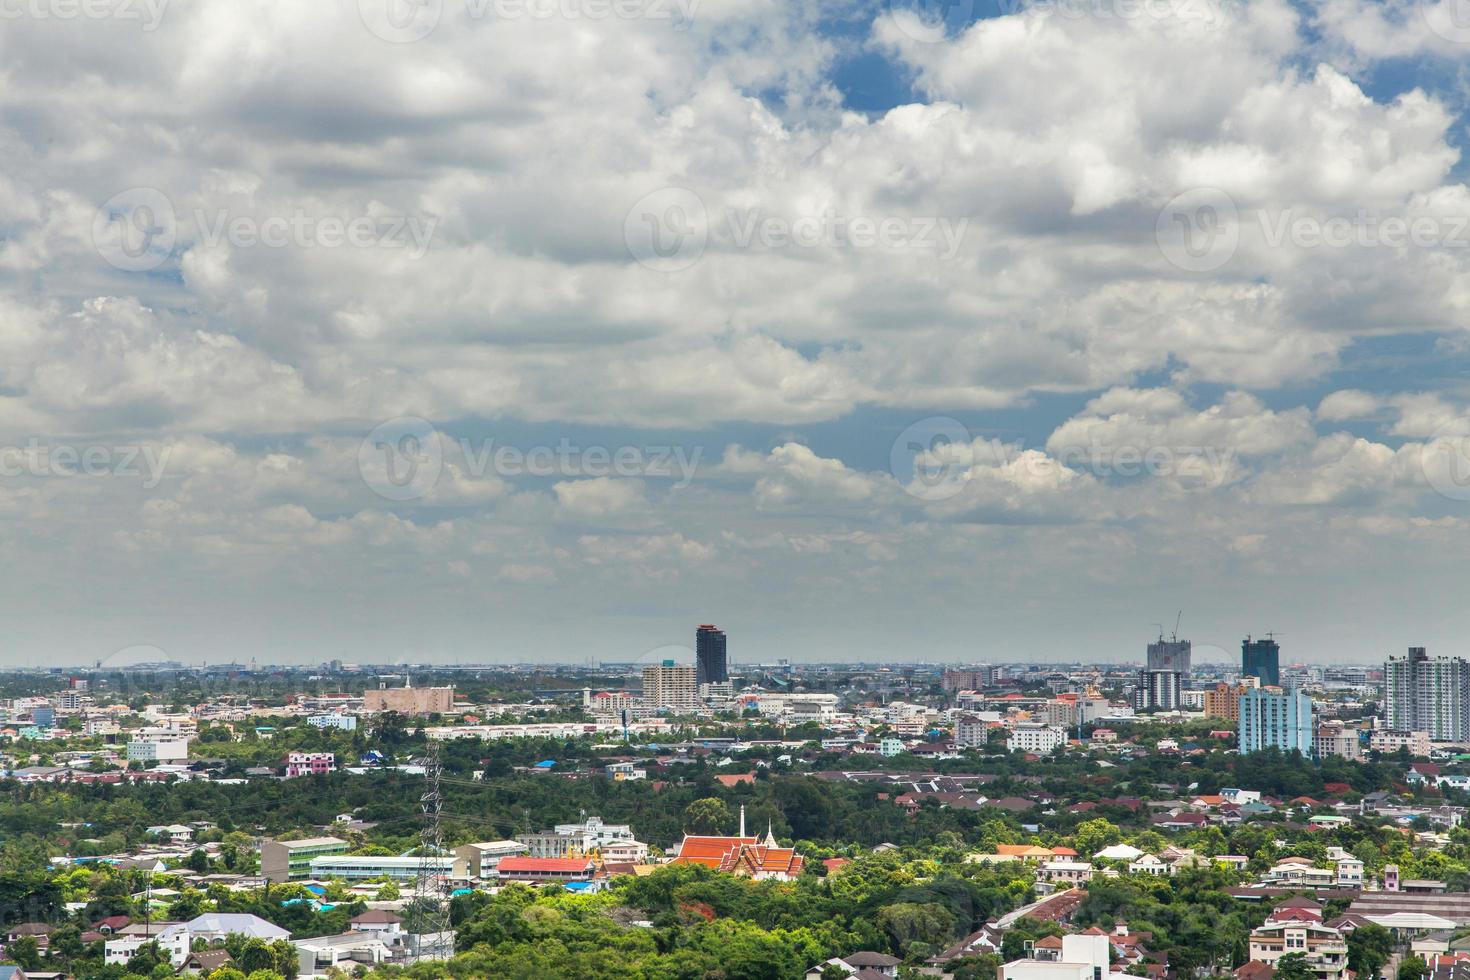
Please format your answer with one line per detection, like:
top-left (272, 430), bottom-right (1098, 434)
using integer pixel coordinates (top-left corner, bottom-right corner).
top-left (497, 857), bottom-right (592, 874)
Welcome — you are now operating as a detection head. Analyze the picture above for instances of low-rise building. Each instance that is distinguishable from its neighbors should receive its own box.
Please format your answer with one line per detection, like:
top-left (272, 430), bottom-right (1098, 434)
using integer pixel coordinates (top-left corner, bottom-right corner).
top-left (260, 836), bottom-right (349, 883)
top-left (1007, 724), bottom-right (1067, 755)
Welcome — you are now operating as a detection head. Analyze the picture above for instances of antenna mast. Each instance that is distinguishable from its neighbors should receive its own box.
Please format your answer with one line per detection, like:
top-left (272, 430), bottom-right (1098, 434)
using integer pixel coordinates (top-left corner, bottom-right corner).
top-left (410, 740), bottom-right (452, 959)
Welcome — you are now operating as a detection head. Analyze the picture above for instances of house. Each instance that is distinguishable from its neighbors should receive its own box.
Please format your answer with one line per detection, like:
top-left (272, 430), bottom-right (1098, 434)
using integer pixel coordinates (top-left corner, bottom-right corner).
top-left (181, 949), bottom-right (235, 974)
top-left (1038, 861), bottom-right (1093, 884)
top-left (1247, 900), bottom-right (1349, 980)
top-left (5, 923), bottom-right (53, 949)
top-left (1129, 854), bottom-right (1170, 876)
top-left (348, 910), bottom-right (403, 940)
top-left (183, 912), bottom-right (289, 944)
top-left (293, 931), bottom-right (393, 976)
top-left (805, 951), bottom-right (902, 979)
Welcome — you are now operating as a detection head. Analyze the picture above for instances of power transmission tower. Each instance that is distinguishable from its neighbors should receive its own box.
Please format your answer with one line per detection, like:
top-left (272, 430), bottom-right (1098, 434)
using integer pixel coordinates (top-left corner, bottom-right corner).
top-left (409, 740), bottom-right (453, 959)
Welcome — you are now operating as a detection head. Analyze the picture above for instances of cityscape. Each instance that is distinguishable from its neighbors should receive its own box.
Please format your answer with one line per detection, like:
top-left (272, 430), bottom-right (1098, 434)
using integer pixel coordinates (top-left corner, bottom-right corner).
top-left (9, 0), bottom-right (1470, 976)
top-left (1, 626), bottom-right (1469, 978)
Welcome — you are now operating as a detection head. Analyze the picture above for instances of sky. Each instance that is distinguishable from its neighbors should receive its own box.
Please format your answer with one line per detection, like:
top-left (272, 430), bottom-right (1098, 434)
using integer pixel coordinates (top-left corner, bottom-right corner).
top-left (3, 0), bottom-right (1470, 667)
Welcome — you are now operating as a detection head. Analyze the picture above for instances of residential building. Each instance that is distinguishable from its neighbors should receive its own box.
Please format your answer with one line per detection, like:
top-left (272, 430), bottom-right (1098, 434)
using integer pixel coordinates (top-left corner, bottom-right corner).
top-left (284, 752), bottom-right (334, 777)
top-left (260, 836), bottom-right (349, 882)
top-left (1314, 723), bottom-right (1361, 761)
top-left (362, 682), bottom-right (454, 716)
top-left (1000, 931), bottom-right (1113, 980)
top-left (183, 913), bottom-right (289, 944)
top-left (1247, 902), bottom-right (1348, 980)
top-left (695, 624), bottom-right (728, 685)
top-left (1370, 729), bottom-right (1431, 756)
top-left (306, 714), bottom-right (357, 731)
top-left (1239, 687), bottom-right (1313, 755)
top-left (1204, 682), bottom-right (1255, 722)
top-left (1007, 723), bottom-right (1067, 755)
top-left (642, 661), bottom-right (698, 713)
top-left (1242, 636), bottom-right (1282, 687)
top-left (125, 728), bottom-right (191, 763)
top-left (294, 932), bottom-right (393, 976)
top-left (1385, 648), bottom-right (1470, 740)
top-left (105, 925), bottom-right (190, 968)
top-left (955, 715), bottom-right (988, 749)
top-left (1135, 669), bottom-right (1181, 712)
top-left (943, 666), bottom-right (995, 692)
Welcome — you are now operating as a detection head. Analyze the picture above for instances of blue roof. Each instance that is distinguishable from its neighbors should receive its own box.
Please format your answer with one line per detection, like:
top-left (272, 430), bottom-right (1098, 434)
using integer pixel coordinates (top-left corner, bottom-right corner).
top-left (534, 760), bottom-right (556, 768)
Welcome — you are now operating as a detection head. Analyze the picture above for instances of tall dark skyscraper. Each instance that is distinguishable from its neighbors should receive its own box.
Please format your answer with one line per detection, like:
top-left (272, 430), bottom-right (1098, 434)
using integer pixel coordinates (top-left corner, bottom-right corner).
top-left (1242, 636), bottom-right (1281, 687)
top-left (696, 624), bottom-right (728, 685)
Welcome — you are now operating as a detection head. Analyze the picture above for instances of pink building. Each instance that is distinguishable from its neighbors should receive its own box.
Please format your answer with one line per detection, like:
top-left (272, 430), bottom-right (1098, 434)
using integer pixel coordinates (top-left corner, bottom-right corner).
top-left (285, 752), bottom-right (335, 778)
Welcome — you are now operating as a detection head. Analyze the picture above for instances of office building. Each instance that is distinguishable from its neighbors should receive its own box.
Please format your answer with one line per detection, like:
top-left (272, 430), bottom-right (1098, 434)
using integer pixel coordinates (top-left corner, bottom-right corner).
top-left (642, 660), bottom-right (698, 713)
top-left (1239, 687), bottom-right (1313, 755)
top-left (696, 624), bottom-right (728, 685)
top-left (260, 836), bottom-right (349, 882)
top-left (1242, 636), bottom-right (1282, 687)
top-left (306, 713), bottom-right (357, 731)
top-left (1384, 647), bottom-right (1470, 741)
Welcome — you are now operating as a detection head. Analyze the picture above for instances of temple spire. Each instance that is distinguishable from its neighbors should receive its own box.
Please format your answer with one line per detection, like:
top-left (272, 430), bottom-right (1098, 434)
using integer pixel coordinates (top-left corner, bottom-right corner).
top-left (764, 819), bottom-right (776, 847)
top-left (739, 805), bottom-right (745, 838)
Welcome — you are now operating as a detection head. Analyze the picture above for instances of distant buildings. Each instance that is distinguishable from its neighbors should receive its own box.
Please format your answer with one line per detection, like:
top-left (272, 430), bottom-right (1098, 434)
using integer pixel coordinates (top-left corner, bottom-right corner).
top-left (1239, 687), bottom-right (1313, 755)
top-left (695, 624), bottom-right (728, 685)
top-left (516, 816), bottom-right (647, 863)
top-left (363, 682), bottom-right (454, 716)
top-left (642, 661), bottom-right (698, 714)
top-left (1242, 636), bottom-right (1281, 687)
top-left (1384, 647), bottom-right (1470, 740)
top-left (942, 666), bottom-right (995, 692)
top-left (1136, 635), bottom-right (1189, 711)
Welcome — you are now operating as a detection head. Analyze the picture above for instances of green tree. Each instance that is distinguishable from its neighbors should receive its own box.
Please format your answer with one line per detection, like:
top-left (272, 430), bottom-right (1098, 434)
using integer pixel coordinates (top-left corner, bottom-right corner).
top-left (1276, 953), bottom-right (1317, 980)
top-left (683, 798), bottom-right (732, 835)
top-left (1347, 922), bottom-right (1394, 980)
top-left (1399, 956), bottom-right (1429, 980)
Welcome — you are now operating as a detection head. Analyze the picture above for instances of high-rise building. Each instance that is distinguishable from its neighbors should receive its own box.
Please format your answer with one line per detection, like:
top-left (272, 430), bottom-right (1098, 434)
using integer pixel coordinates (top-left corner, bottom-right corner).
top-left (1147, 638), bottom-right (1192, 673)
top-left (1384, 647), bottom-right (1470, 740)
top-left (1134, 669), bottom-right (1181, 712)
top-left (1242, 636), bottom-right (1281, 687)
top-left (1203, 680), bottom-right (1257, 722)
top-left (695, 624), bottom-right (728, 685)
top-left (1239, 687), bottom-right (1313, 755)
top-left (942, 666), bottom-right (995, 692)
top-left (642, 660), bottom-right (698, 714)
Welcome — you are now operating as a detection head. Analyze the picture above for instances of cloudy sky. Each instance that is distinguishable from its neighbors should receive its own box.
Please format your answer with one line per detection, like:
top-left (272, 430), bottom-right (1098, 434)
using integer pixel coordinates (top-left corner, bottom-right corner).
top-left (3, 0), bottom-right (1470, 667)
